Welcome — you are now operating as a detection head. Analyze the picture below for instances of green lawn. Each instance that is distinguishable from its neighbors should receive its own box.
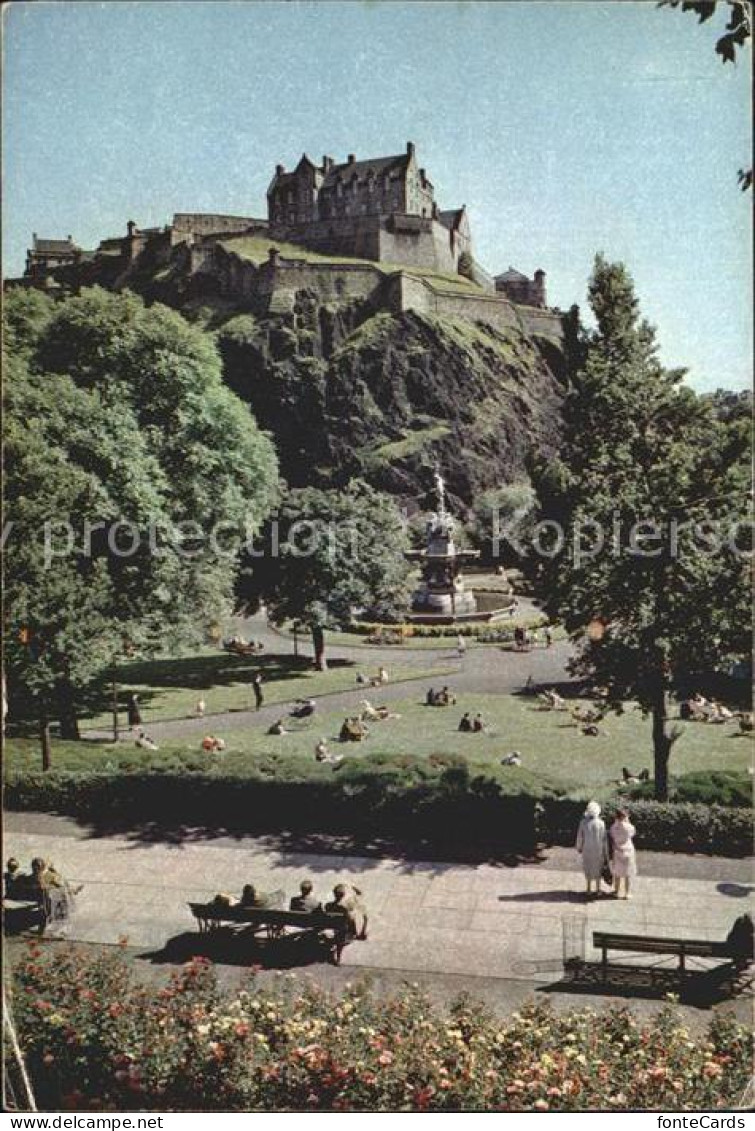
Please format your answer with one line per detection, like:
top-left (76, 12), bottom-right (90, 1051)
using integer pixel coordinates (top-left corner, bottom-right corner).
top-left (76, 651), bottom-right (452, 732)
top-left (7, 692), bottom-right (749, 797)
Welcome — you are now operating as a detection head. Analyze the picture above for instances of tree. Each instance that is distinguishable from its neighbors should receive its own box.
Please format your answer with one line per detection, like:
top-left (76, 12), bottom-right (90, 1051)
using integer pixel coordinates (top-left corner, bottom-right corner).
top-left (4, 288), bottom-right (279, 756)
top-left (532, 256), bottom-right (750, 799)
top-left (468, 482), bottom-right (537, 564)
top-left (241, 482), bottom-right (412, 669)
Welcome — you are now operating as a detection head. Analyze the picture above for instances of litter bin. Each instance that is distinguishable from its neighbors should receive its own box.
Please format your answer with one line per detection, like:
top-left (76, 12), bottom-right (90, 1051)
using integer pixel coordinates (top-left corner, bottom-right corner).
top-left (562, 915), bottom-right (586, 974)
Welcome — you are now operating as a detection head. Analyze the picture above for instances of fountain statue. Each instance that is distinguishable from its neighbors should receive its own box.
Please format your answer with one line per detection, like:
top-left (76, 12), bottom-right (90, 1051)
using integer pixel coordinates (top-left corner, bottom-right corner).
top-left (408, 468), bottom-right (479, 620)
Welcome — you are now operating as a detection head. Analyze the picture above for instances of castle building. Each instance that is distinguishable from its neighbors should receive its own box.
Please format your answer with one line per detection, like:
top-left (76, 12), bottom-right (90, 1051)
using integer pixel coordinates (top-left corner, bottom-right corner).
top-left (25, 233), bottom-right (81, 280)
top-left (267, 142), bottom-right (476, 279)
top-left (495, 267), bottom-right (547, 308)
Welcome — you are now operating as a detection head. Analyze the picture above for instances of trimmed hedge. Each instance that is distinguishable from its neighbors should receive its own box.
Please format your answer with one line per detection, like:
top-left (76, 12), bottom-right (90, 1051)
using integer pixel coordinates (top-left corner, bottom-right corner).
top-left (5, 763), bottom-right (752, 857)
top-left (627, 770), bottom-right (751, 809)
top-left (348, 614), bottom-right (548, 639)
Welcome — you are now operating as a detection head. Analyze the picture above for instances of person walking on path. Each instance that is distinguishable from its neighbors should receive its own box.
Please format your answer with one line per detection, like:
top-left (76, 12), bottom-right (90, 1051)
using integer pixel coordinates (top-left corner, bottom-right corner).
top-left (456, 634), bottom-right (467, 659)
top-left (127, 693), bottom-right (142, 729)
top-left (575, 801), bottom-right (608, 899)
top-left (251, 672), bottom-right (264, 710)
top-left (609, 808), bottom-right (637, 899)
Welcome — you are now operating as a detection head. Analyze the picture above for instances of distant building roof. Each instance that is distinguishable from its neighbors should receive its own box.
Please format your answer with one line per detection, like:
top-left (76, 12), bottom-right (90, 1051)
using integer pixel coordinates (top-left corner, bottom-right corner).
top-left (321, 152), bottom-right (410, 188)
top-left (495, 267), bottom-right (530, 283)
top-left (33, 237), bottom-right (77, 255)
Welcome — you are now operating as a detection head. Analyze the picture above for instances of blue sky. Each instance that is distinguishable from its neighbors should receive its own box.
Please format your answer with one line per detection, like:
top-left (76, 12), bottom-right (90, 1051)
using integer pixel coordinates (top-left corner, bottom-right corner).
top-left (3, 0), bottom-right (751, 390)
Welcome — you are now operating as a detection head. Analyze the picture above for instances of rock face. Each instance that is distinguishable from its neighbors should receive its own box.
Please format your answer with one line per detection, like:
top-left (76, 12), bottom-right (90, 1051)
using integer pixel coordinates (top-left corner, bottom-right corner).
top-left (213, 291), bottom-right (566, 511)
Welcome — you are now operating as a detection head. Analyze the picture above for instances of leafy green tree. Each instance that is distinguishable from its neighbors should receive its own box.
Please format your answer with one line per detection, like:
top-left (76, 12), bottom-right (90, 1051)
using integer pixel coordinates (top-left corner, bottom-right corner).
top-left (4, 288), bottom-right (279, 757)
top-left (241, 482), bottom-right (412, 669)
top-left (532, 256), bottom-right (750, 799)
top-left (468, 482), bottom-right (537, 563)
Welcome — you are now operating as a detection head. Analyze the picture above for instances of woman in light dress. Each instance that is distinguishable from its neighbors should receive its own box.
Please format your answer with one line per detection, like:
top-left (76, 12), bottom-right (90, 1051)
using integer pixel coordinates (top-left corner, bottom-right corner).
top-left (609, 808), bottom-right (637, 899)
top-left (575, 801), bottom-right (608, 898)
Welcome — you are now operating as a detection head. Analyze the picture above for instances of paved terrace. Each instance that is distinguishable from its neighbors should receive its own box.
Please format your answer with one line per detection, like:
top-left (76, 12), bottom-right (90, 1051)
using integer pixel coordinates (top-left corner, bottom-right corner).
top-left (6, 814), bottom-right (753, 1019)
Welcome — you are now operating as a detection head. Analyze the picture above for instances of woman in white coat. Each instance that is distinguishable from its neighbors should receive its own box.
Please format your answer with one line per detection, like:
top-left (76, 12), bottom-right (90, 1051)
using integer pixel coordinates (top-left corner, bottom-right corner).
top-left (609, 808), bottom-right (637, 899)
top-left (575, 800), bottom-right (608, 898)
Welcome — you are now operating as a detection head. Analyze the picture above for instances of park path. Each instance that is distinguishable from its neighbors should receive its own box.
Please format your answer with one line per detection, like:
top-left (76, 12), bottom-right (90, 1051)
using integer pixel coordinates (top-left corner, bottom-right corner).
top-left (87, 611), bottom-right (574, 742)
top-left (6, 814), bottom-right (753, 1008)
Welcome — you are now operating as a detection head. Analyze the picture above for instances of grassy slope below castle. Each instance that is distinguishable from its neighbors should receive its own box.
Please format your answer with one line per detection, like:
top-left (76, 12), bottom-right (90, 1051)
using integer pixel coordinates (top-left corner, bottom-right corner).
top-left (220, 234), bottom-right (484, 295)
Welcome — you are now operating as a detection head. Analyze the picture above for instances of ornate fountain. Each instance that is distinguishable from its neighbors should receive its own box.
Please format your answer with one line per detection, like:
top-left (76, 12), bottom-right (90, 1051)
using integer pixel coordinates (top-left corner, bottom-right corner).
top-left (407, 469), bottom-right (480, 621)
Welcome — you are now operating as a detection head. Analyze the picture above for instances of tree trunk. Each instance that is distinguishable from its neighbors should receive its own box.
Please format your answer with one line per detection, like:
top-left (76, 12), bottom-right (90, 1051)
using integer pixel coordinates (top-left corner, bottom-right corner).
top-left (311, 625), bottom-right (327, 671)
top-left (56, 678), bottom-right (80, 740)
top-left (39, 714), bottom-right (52, 772)
top-left (651, 685), bottom-right (672, 802)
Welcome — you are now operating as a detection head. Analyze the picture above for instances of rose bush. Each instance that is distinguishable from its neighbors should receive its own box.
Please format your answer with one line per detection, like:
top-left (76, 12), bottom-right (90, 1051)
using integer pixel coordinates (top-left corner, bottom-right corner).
top-left (7, 944), bottom-right (751, 1112)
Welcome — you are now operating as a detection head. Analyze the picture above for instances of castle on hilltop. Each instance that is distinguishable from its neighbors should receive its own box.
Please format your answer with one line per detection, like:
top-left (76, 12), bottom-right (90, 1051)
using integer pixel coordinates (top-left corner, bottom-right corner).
top-left (11, 142), bottom-right (558, 337)
top-left (266, 142), bottom-right (478, 282)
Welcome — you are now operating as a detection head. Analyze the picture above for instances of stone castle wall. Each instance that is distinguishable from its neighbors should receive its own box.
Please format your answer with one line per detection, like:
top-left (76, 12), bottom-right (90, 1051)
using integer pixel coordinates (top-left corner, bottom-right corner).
top-left (197, 244), bottom-right (564, 340)
top-left (171, 213), bottom-right (266, 245)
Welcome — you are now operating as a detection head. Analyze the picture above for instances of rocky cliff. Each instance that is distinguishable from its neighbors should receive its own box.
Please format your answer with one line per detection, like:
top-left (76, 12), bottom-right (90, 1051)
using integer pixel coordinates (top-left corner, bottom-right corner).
top-left (211, 291), bottom-right (567, 511)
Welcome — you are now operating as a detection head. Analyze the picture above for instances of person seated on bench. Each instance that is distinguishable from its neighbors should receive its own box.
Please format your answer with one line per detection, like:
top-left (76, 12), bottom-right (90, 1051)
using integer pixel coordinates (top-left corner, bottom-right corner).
top-left (212, 891), bottom-right (240, 908)
top-left (458, 712), bottom-right (472, 732)
top-left (240, 884), bottom-right (281, 910)
top-left (4, 858), bottom-right (22, 899)
top-left (725, 913), bottom-right (754, 969)
top-left (325, 884), bottom-right (368, 962)
top-left (290, 879), bottom-right (322, 913)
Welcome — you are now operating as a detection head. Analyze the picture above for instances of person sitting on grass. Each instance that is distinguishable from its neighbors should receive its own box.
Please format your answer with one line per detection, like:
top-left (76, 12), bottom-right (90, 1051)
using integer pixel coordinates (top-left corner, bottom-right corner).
top-left (340, 716), bottom-right (368, 742)
top-left (290, 880), bottom-right (323, 913)
top-left (315, 738), bottom-right (344, 766)
top-left (268, 718), bottom-right (288, 736)
top-left (291, 697), bottom-right (316, 719)
top-left (458, 712), bottom-right (472, 732)
top-left (135, 727), bottom-right (159, 751)
top-left (202, 734), bottom-right (226, 752)
top-left (472, 713), bottom-right (485, 733)
top-left (501, 751), bottom-right (522, 766)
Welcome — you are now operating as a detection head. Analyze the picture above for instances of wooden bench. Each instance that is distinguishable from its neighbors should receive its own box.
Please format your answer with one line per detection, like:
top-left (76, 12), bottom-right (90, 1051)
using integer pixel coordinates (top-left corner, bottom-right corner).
top-left (593, 930), bottom-right (734, 984)
top-left (188, 902), bottom-right (351, 963)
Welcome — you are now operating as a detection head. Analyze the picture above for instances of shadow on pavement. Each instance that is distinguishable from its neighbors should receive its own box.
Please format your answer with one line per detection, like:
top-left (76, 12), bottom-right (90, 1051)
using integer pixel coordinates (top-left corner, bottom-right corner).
top-left (138, 928), bottom-right (334, 969)
top-left (73, 819), bottom-right (550, 871)
top-left (498, 890), bottom-right (589, 904)
top-left (717, 882), bottom-right (755, 898)
top-left (539, 961), bottom-right (750, 1009)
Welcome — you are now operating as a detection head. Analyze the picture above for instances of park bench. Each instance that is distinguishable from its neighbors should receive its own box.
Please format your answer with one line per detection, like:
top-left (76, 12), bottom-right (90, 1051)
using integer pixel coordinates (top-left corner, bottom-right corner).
top-left (592, 930), bottom-right (739, 986)
top-left (188, 901), bottom-right (351, 963)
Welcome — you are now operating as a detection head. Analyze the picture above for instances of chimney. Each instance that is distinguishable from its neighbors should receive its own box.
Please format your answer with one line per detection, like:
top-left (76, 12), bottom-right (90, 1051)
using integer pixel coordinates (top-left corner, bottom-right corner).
top-left (534, 268), bottom-right (546, 279)
top-left (347, 153), bottom-right (355, 164)
top-left (67, 234), bottom-right (73, 243)
top-left (322, 155), bottom-right (331, 171)
top-left (406, 141), bottom-right (415, 158)
top-left (275, 164), bottom-right (285, 176)
top-left (127, 220), bottom-right (136, 237)
top-left (268, 246), bottom-right (280, 265)
top-left (419, 167), bottom-right (426, 183)
top-left (32, 232), bottom-right (38, 243)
